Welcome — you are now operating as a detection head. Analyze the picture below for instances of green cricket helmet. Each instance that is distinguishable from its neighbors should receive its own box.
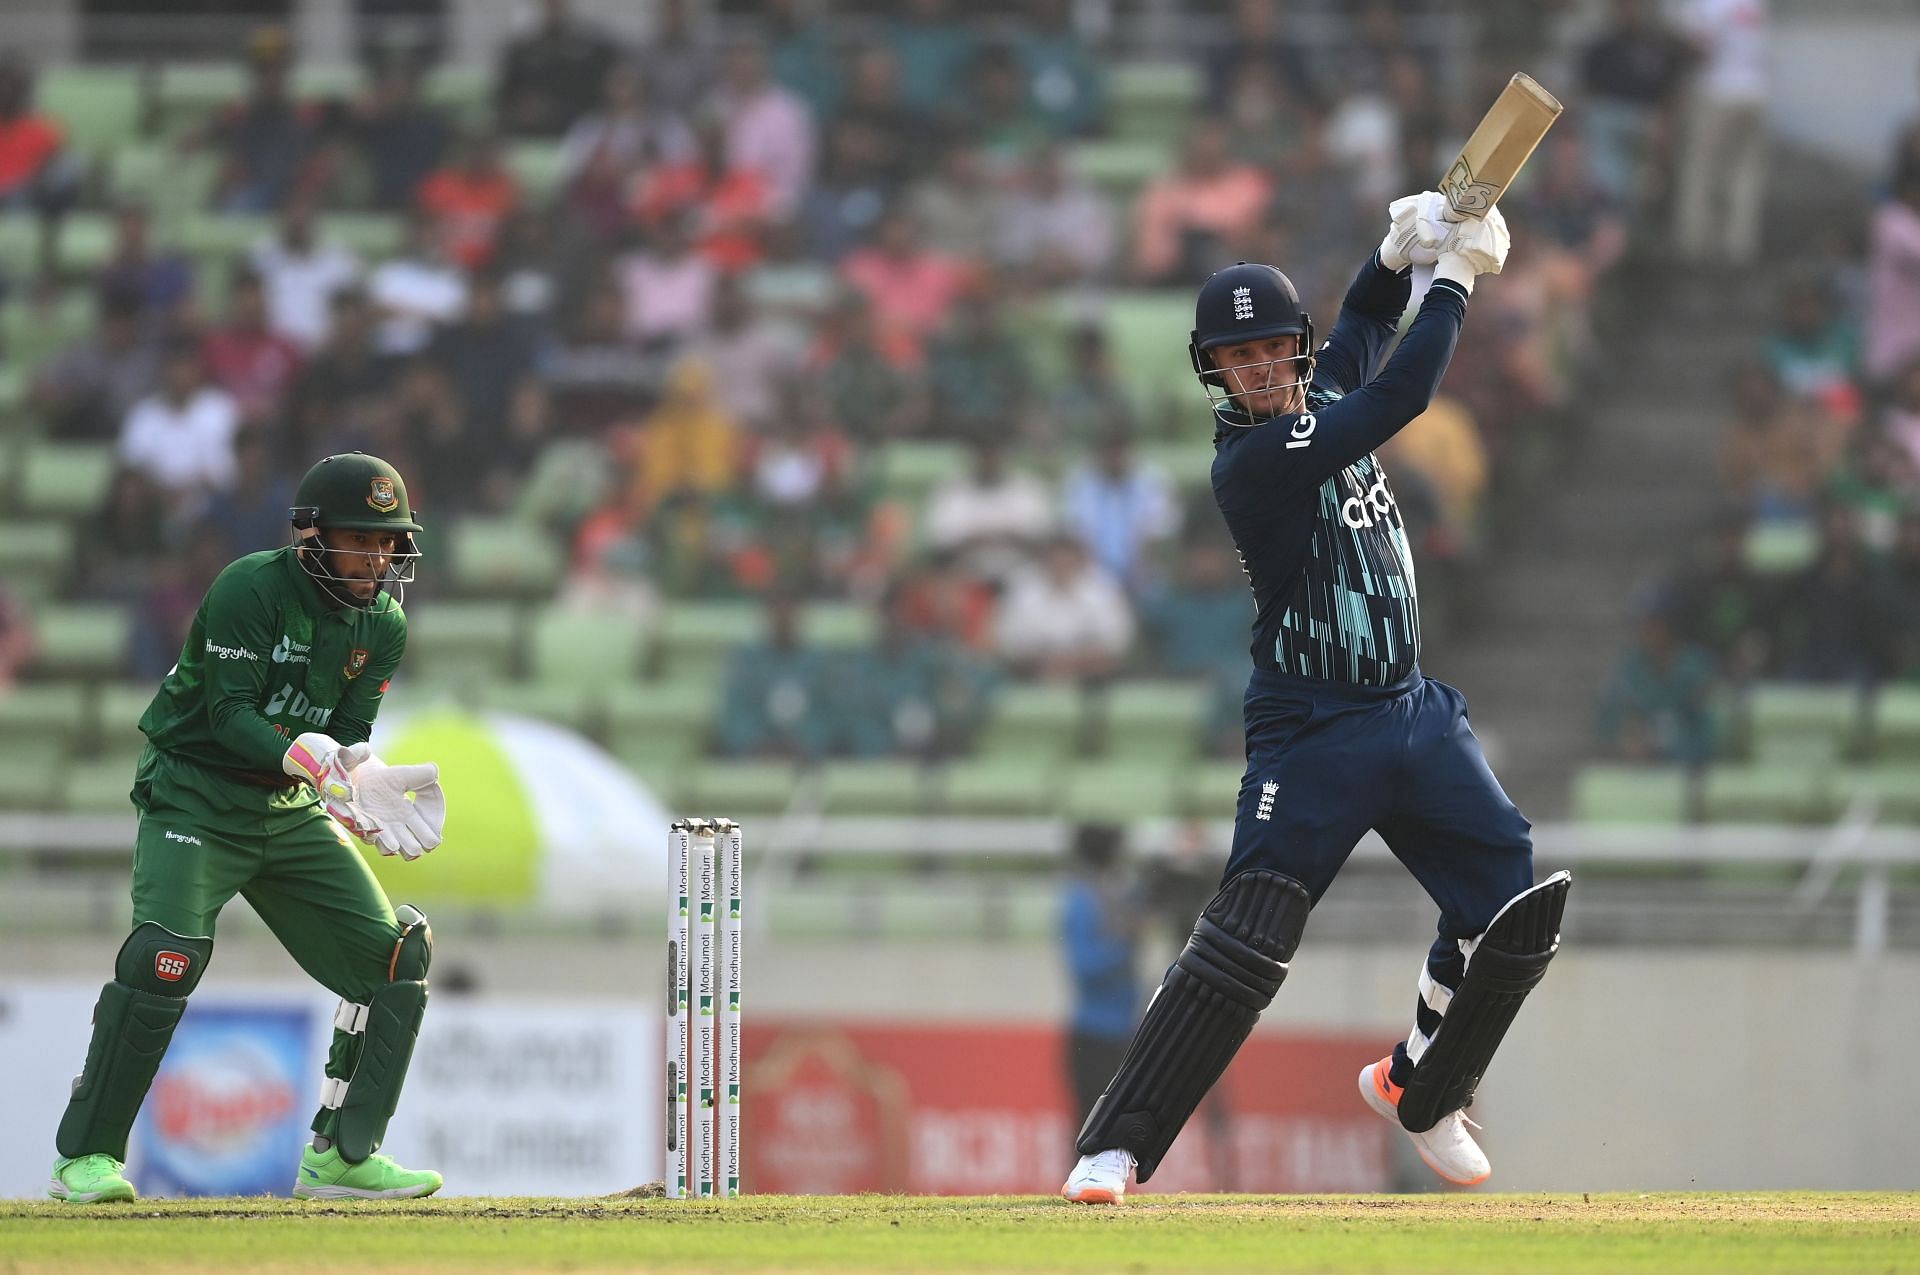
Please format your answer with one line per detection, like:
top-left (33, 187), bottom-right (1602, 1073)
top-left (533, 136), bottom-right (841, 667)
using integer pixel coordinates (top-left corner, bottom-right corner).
top-left (289, 452), bottom-right (423, 609)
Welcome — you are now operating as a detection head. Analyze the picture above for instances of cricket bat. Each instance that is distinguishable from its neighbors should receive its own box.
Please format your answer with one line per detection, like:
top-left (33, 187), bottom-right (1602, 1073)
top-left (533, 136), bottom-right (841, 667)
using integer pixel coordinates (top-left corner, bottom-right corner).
top-left (1411, 72), bottom-right (1564, 297)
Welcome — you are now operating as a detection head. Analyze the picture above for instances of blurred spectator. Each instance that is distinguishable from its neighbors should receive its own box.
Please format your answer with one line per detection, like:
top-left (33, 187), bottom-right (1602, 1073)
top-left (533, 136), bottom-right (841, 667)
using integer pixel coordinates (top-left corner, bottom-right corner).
top-left (995, 143), bottom-right (1116, 289)
top-left (805, 115), bottom-right (902, 262)
top-left (1202, 0), bottom-right (1318, 116)
top-left (1717, 363), bottom-right (1844, 524)
top-left (953, 43), bottom-right (1053, 169)
top-left (368, 208), bottom-right (466, 356)
top-left (248, 201), bottom-right (363, 351)
top-left (132, 537), bottom-right (231, 682)
top-left (540, 279), bottom-right (656, 434)
top-left (286, 287), bottom-right (396, 464)
top-left (830, 43), bottom-right (922, 190)
top-left (810, 289), bottom-right (925, 442)
top-left (1666, 512), bottom-right (1773, 682)
top-left (1058, 821), bottom-right (1143, 1125)
top-left (188, 28), bottom-right (322, 213)
top-left (559, 62), bottom-right (694, 235)
top-left (202, 431), bottom-right (297, 560)
top-left (1519, 132), bottom-right (1628, 304)
top-left (117, 342), bottom-right (241, 515)
top-left (201, 269), bottom-right (303, 430)
top-left (1133, 119), bottom-right (1271, 285)
top-left (1594, 605), bottom-right (1717, 765)
top-left (492, 207), bottom-right (565, 327)
top-left (760, 0), bottom-right (839, 120)
top-left (1138, 534), bottom-right (1253, 755)
top-left (686, 274), bottom-right (804, 434)
top-left (908, 136), bottom-right (1003, 266)
top-left (29, 287), bottom-right (163, 441)
top-left (1766, 273), bottom-right (1857, 399)
top-left (1672, 0), bottom-right (1769, 266)
top-left (0, 58), bottom-right (76, 218)
top-left (417, 131), bottom-right (520, 269)
top-left (1770, 507), bottom-right (1893, 685)
top-left (1882, 357), bottom-right (1920, 474)
top-left (1061, 427), bottom-right (1181, 594)
top-left (1865, 170), bottom-right (1920, 386)
top-left (427, 268), bottom-right (537, 449)
top-left (634, 0), bottom-right (716, 121)
top-left (713, 39), bottom-right (816, 221)
top-left (1321, 52), bottom-right (1421, 212)
top-left (896, 549), bottom-right (997, 653)
top-left (352, 55), bottom-right (452, 211)
top-left (743, 380), bottom-right (855, 514)
top-left (838, 587), bottom-right (960, 758)
top-left (0, 584), bottom-right (35, 691)
top-left (925, 437), bottom-right (1054, 584)
top-left (633, 111), bottom-right (773, 273)
top-left (839, 207), bottom-right (975, 363)
top-left (562, 462), bottom-right (661, 621)
top-left (1020, 0), bottom-right (1106, 140)
top-left (1886, 512), bottom-right (1920, 682)
top-left (1826, 427), bottom-right (1916, 556)
top-left (96, 203), bottom-right (194, 322)
top-left (716, 592), bottom-right (834, 759)
top-left (994, 534), bottom-right (1135, 682)
top-left (1578, 0), bottom-right (1691, 214)
top-left (1038, 324), bottom-right (1135, 457)
top-left (632, 357), bottom-right (740, 508)
top-left (496, 0), bottom-right (620, 138)
top-left (79, 468), bottom-right (169, 601)
top-left (617, 212), bottom-right (717, 349)
top-left (925, 283), bottom-right (1031, 443)
top-left (887, 0), bottom-right (976, 119)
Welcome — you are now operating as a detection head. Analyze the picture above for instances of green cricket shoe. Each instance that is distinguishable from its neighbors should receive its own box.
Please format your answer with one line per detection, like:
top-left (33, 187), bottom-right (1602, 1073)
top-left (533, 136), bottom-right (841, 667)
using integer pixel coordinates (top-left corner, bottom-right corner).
top-left (48, 1154), bottom-right (136, 1203)
top-left (293, 1144), bottom-right (443, 1199)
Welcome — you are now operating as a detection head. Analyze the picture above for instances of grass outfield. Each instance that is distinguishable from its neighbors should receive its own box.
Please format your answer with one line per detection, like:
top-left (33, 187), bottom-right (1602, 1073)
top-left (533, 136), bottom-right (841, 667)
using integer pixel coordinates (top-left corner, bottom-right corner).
top-left (4, 1192), bottom-right (1917, 1274)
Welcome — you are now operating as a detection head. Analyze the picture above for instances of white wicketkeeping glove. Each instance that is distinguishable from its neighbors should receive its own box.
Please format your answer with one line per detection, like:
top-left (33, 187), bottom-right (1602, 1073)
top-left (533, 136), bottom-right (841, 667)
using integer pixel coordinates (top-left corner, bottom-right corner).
top-left (351, 755), bottom-right (445, 861)
top-left (1430, 206), bottom-right (1511, 295)
top-left (1379, 190), bottom-right (1451, 272)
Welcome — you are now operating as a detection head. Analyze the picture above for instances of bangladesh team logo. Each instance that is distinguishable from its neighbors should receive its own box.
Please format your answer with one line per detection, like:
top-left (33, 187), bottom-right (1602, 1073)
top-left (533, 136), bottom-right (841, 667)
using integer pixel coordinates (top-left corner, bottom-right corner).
top-left (366, 477), bottom-right (398, 512)
top-left (344, 648), bottom-right (369, 679)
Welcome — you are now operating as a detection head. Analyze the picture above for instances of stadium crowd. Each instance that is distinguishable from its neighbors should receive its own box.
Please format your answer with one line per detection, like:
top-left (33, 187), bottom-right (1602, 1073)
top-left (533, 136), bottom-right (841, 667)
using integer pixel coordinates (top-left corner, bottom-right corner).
top-left (0, 0), bottom-right (1636, 769)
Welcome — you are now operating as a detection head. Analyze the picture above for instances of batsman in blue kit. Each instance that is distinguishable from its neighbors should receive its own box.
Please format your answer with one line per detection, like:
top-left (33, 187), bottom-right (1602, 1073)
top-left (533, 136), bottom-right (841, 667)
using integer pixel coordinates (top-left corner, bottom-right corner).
top-left (1064, 194), bottom-right (1571, 1202)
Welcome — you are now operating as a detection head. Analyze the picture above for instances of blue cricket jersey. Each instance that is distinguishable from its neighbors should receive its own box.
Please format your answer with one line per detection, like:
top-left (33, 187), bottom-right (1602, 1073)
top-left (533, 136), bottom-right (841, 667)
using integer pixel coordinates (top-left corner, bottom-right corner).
top-left (1210, 254), bottom-right (1469, 686)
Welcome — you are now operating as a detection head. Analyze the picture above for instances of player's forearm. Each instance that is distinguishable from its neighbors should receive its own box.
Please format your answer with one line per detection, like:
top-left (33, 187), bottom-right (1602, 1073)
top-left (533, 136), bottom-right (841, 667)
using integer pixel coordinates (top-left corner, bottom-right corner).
top-left (206, 695), bottom-right (301, 770)
top-left (1345, 249), bottom-right (1415, 323)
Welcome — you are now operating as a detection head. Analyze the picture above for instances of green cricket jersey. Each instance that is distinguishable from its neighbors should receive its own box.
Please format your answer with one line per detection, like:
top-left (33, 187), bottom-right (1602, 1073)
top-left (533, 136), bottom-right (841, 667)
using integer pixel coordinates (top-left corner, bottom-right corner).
top-left (138, 547), bottom-right (407, 778)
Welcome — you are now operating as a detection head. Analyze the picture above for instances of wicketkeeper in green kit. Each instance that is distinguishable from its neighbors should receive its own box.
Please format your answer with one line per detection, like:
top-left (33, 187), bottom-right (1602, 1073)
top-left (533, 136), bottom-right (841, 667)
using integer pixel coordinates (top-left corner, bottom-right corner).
top-left (49, 452), bottom-right (450, 1203)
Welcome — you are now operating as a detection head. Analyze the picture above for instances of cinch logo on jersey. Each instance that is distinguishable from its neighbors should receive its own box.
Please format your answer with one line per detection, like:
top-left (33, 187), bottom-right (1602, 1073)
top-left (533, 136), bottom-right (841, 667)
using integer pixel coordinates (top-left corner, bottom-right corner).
top-left (205, 640), bottom-right (258, 661)
top-left (272, 635), bottom-right (312, 665)
top-left (163, 830), bottom-right (204, 846)
top-left (1341, 473), bottom-right (1399, 529)
top-left (264, 682), bottom-right (335, 729)
top-left (154, 951), bottom-right (192, 982)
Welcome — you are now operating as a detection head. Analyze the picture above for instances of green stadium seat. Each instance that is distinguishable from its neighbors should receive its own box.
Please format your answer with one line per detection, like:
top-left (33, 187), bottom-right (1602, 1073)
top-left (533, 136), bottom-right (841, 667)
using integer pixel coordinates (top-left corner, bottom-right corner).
top-left (1099, 679), bottom-right (1210, 761)
top-left (92, 681), bottom-right (159, 758)
top-left (111, 146), bottom-right (220, 219)
top-left (0, 218), bottom-right (43, 280)
top-left (1069, 139), bottom-right (1173, 200)
top-left (978, 682), bottom-right (1091, 762)
top-left (178, 213), bottom-right (274, 266)
top-left (879, 441), bottom-right (970, 505)
top-left (1110, 62), bottom-right (1203, 110)
top-left (1743, 682), bottom-right (1865, 763)
top-left (819, 760), bottom-right (932, 816)
top-left (1136, 439), bottom-right (1217, 492)
top-left (603, 680), bottom-right (717, 769)
top-left (16, 442), bottom-right (115, 518)
top-left (318, 213), bottom-right (404, 260)
top-left (656, 601), bottom-right (762, 680)
top-left (1870, 686), bottom-right (1920, 760)
top-left (514, 440), bottom-right (615, 528)
top-left (1743, 521), bottom-right (1817, 574)
top-left (155, 64), bottom-right (247, 132)
top-left (405, 600), bottom-right (523, 681)
top-left (1060, 761), bottom-right (1179, 821)
top-left (0, 521), bottom-right (75, 601)
top-left (1099, 292), bottom-right (1197, 429)
top-left (472, 681), bottom-right (593, 731)
top-left (43, 213), bottom-right (117, 277)
top-left (1699, 763), bottom-right (1830, 824)
top-left (64, 758), bottom-right (136, 814)
top-left (676, 759), bottom-right (802, 816)
top-left (40, 66), bottom-right (145, 154)
top-left (0, 740), bottom-right (67, 810)
top-left (446, 517), bottom-right (565, 597)
top-left (1832, 766), bottom-right (1920, 824)
top-left (1178, 758), bottom-right (1247, 818)
top-left (1569, 764), bottom-right (1692, 825)
top-left (1, 288), bottom-right (99, 373)
top-left (527, 607), bottom-right (648, 686)
top-left (800, 602), bottom-right (875, 648)
top-left (28, 604), bottom-right (132, 678)
top-left (424, 65), bottom-right (491, 121)
top-left (504, 143), bottom-right (568, 200)
top-left (292, 65), bottom-right (364, 99)
top-left (940, 756), bottom-right (1060, 815)
top-left (0, 683), bottom-right (89, 750)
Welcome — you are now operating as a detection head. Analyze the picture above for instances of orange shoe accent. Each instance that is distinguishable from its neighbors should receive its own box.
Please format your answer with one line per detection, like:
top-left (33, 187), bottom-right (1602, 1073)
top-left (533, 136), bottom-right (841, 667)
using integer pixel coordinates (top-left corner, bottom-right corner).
top-left (1063, 1186), bottom-right (1122, 1205)
top-left (1370, 1057), bottom-right (1403, 1108)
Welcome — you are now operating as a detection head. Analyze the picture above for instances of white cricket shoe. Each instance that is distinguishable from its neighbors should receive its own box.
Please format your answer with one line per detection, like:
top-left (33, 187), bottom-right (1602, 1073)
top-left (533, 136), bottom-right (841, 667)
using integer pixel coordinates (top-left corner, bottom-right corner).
top-left (1359, 1055), bottom-right (1491, 1187)
top-left (1060, 1148), bottom-right (1135, 1204)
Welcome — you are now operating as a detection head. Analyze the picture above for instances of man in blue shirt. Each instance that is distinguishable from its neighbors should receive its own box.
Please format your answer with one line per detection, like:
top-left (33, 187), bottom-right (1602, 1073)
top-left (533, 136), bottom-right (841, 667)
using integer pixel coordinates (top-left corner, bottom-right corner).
top-left (1064, 193), bottom-right (1572, 1202)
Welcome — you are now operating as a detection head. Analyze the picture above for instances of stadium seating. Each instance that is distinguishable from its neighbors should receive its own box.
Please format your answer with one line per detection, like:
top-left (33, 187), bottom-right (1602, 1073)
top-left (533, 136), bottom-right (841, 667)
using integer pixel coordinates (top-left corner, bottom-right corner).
top-left (0, 520), bottom-right (75, 602)
top-left (405, 599), bottom-right (524, 682)
top-left (16, 442), bottom-right (116, 519)
top-left (26, 604), bottom-right (132, 679)
top-left (1570, 764), bottom-right (1692, 825)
